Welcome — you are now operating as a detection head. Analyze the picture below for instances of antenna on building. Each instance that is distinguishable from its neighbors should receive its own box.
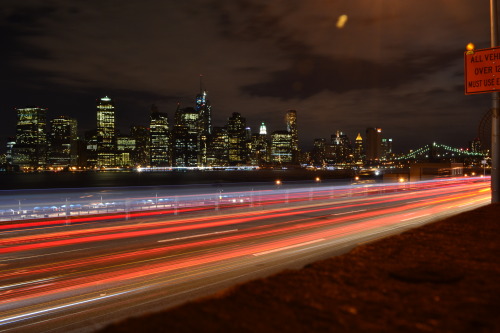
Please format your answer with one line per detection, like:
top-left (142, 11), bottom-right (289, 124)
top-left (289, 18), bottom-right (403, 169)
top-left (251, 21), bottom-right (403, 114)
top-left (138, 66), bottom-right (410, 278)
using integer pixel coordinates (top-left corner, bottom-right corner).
top-left (199, 74), bottom-right (204, 93)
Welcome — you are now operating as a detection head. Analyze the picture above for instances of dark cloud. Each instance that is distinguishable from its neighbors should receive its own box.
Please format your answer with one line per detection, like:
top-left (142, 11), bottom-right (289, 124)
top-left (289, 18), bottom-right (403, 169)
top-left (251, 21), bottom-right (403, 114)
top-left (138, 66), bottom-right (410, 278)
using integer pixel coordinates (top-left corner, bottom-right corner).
top-left (242, 49), bottom-right (464, 99)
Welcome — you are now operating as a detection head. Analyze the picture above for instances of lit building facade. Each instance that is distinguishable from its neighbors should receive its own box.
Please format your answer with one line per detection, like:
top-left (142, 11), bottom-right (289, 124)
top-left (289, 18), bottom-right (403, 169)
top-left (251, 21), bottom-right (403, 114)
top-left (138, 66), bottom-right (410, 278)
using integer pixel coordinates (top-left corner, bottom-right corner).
top-left (312, 138), bottom-right (326, 166)
top-left (96, 96), bottom-right (116, 167)
top-left (5, 137), bottom-right (15, 166)
top-left (131, 126), bottom-right (150, 166)
top-left (226, 112), bottom-right (247, 165)
top-left (381, 138), bottom-right (393, 161)
top-left (259, 122), bottom-right (267, 135)
top-left (84, 130), bottom-right (98, 168)
top-left (327, 131), bottom-right (352, 165)
top-left (271, 130), bottom-right (292, 165)
top-left (249, 132), bottom-right (270, 166)
top-left (195, 88), bottom-right (212, 166)
top-left (47, 116), bottom-right (78, 167)
top-left (354, 133), bottom-right (364, 164)
top-left (286, 110), bottom-right (299, 163)
top-left (12, 107), bottom-right (48, 168)
top-left (208, 126), bottom-right (229, 166)
top-left (150, 105), bottom-right (170, 166)
top-left (173, 106), bottom-right (199, 167)
top-left (196, 90), bottom-right (212, 135)
top-left (116, 135), bottom-right (135, 167)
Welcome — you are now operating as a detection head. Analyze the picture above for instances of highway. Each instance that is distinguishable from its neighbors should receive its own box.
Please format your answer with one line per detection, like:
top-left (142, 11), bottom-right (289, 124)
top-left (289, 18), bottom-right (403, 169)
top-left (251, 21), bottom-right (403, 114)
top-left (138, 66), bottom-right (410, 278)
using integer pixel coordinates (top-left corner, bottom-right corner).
top-left (0, 177), bottom-right (490, 332)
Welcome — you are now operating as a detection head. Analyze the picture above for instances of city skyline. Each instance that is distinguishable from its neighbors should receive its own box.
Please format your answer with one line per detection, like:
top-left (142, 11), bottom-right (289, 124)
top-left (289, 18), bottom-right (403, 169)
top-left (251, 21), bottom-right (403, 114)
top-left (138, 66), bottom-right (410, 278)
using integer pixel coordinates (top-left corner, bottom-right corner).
top-left (2, 87), bottom-right (481, 166)
top-left (0, 88), bottom-right (485, 157)
top-left (5, 91), bottom-right (485, 172)
top-left (0, 1), bottom-right (495, 153)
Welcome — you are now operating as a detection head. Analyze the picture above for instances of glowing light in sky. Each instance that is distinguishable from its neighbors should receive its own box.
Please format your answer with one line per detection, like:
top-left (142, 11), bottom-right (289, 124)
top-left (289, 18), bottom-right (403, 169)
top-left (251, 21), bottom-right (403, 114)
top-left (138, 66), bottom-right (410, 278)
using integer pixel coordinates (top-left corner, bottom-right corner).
top-left (336, 14), bottom-right (348, 28)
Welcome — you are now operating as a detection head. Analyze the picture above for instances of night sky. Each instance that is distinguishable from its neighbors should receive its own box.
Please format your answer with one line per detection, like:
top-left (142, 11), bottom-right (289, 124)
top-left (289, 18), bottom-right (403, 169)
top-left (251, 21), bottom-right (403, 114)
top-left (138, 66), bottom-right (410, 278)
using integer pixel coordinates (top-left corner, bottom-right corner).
top-left (0, 1), bottom-right (495, 153)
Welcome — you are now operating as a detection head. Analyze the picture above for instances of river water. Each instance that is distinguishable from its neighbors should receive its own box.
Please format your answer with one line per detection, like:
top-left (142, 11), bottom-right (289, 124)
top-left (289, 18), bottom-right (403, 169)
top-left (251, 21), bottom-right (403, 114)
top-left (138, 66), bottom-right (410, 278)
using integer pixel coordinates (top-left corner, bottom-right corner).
top-left (0, 169), bottom-right (355, 191)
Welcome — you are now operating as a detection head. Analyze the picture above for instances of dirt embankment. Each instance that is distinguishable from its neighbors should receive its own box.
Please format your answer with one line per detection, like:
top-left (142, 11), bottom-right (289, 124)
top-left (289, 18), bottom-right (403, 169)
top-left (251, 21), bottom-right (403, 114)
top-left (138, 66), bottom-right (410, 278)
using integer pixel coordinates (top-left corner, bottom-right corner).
top-left (100, 203), bottom-right (500, 333)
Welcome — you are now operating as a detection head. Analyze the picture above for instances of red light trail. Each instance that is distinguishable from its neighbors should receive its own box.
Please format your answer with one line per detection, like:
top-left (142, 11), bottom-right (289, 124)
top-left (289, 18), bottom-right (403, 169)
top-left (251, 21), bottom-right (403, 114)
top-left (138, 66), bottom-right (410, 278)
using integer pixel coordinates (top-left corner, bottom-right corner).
top-left (0, 178), bottom-right (490, 332)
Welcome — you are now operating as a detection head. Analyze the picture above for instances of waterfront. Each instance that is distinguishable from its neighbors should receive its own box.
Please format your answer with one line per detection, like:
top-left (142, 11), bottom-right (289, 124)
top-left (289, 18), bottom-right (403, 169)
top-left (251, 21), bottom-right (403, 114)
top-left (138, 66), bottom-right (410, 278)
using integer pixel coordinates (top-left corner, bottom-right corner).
top-left (0, 169), bottom-right (356, 190)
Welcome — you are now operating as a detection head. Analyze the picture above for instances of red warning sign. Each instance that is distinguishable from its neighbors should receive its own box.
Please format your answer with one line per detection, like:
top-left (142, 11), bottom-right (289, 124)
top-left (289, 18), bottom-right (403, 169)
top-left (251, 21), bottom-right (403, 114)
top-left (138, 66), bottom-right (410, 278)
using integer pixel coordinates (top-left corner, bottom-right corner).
top-left (464, 46), bottom-right (500, 95)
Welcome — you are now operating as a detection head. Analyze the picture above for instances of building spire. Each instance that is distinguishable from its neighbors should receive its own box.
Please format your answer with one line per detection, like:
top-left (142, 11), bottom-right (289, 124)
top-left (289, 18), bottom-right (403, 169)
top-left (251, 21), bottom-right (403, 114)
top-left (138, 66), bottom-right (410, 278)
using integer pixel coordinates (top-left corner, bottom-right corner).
top-left (199, 74), bottom-right (203, 94)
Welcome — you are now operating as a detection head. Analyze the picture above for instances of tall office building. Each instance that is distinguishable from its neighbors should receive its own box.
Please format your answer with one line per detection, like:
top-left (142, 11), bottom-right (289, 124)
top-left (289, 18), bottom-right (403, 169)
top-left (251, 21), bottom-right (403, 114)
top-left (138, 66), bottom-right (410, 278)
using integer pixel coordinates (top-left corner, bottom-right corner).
top-left (195, 90), bottom-right (212, 135)
top-left (365, 127), bottom-right (382, 164)
top-left (226, 112), bottom-right (247, 165)
top-left (96, 96), bottom-right (116, 167)
top-left (84, 129), bottom-right (98, 168)
top-left (47, 116), bottom-right (78, 167)
top-left (286, 110), bottom-right (299, 162)
top-left (250, 122), bottom-right (270, 166)
top-left (149, 105), bottom-right (170, 166)
top-left (271, 130), bottom-right (293, 165)
top-left (329, 131), bottom-right (352, 165)
top-left (173, 106), bottom-right (199, 167)
top-left (194, 80), bottom-right (212, 166)
top-left (84, 130), bottom-right (98, 168)
top-left (259, 122), bottom-right (267, 135)
top-left (208, 126), bottom-right (229, 166)
top-left (250, 132), bottom-right (270, 166)
top-left (5, 137), bottom-right (15, 166)
top-left (12, 107), bottom-right (48, 168)
top-left (312, 138), bottom-right (326, 166)
top-left (116, 135), bottom-right (135, 167)
top-left (354, 133), bottom-right (364, 164)
top-left (381, 138), bottom-right (393, 161)
top-left (131, 126), bottom-right (150, 166)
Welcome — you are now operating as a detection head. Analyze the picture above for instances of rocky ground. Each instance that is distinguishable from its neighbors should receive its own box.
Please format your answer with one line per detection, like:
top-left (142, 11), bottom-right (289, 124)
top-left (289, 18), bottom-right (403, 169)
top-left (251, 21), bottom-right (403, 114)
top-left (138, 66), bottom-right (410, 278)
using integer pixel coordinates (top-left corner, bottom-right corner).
top-left (100, 203), bottom-right (500, 333)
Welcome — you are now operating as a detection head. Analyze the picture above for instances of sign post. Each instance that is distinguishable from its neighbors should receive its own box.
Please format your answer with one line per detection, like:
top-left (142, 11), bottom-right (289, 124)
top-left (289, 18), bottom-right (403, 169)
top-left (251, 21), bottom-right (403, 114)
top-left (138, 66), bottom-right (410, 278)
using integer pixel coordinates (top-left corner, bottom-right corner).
top-left (464, 0), bottom-right (500, 203)
top-left (491, 0), bottom-right (500, 204)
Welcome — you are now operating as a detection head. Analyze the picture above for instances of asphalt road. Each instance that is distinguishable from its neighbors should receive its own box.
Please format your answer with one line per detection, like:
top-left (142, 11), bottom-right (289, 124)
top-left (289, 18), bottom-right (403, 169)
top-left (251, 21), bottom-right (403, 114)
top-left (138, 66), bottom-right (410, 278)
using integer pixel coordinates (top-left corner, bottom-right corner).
top-left (0, 177), bottom-right (490, 332)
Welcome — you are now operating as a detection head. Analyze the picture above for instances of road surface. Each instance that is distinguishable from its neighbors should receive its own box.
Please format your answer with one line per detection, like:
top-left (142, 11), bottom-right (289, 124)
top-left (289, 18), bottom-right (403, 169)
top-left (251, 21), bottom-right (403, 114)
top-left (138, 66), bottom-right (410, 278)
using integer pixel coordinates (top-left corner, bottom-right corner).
top-left (0, 177), bottom-right (490, 332)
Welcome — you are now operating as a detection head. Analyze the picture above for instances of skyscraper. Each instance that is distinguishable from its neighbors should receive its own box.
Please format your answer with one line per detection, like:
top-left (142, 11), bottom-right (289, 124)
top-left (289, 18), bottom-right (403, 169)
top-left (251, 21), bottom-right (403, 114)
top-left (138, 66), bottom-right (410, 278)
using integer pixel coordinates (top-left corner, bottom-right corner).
top-left (173, 106), bottom-right (199, 167)
top-left (131, 126), bottom-right (150, 166)
top-left (12, 107), bottom-right (48, 168)
top-left (5, 137), bottom-right (15, 166)
top-left (271, 130), bottom-right (293, 165)
top-left (286, 110), bottom-right (299, 162)
top-left (365, 127), bottom-right (382, 164)
top-left (312, 138), bottom-right (326, 166)
top-left (149, 105), bottom-right (170, 166)
top-left (381, 138), bottom-right (393, 161)
top-left (208, 126), bottom-right (229, 166)
top-left (116, 135), bottom-right (135, 167)
top-left (47, 116), bottom-right (78, 167)
top-left (96, 96), bottom-right (116, 167)
top-left (195, 90), bottom-right (212, 135)
top-left (354, 133), bottom-right (364, 164)
top-left (250, 131), bottom-right (270, 166)
top-left (226, 112), bottom-right (247, 165)
top-left (329, 131), bottom-right (352, 165)
top-left (196, 76), bottom-right (212, 135)
top-left (259, 122), bottom-right (267, 135)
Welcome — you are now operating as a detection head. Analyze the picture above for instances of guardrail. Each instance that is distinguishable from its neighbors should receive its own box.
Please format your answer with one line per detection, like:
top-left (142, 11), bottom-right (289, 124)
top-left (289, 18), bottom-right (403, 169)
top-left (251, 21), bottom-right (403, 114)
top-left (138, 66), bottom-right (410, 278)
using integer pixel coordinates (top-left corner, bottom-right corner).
top-left (0, 177), bottom-right (487, 222)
